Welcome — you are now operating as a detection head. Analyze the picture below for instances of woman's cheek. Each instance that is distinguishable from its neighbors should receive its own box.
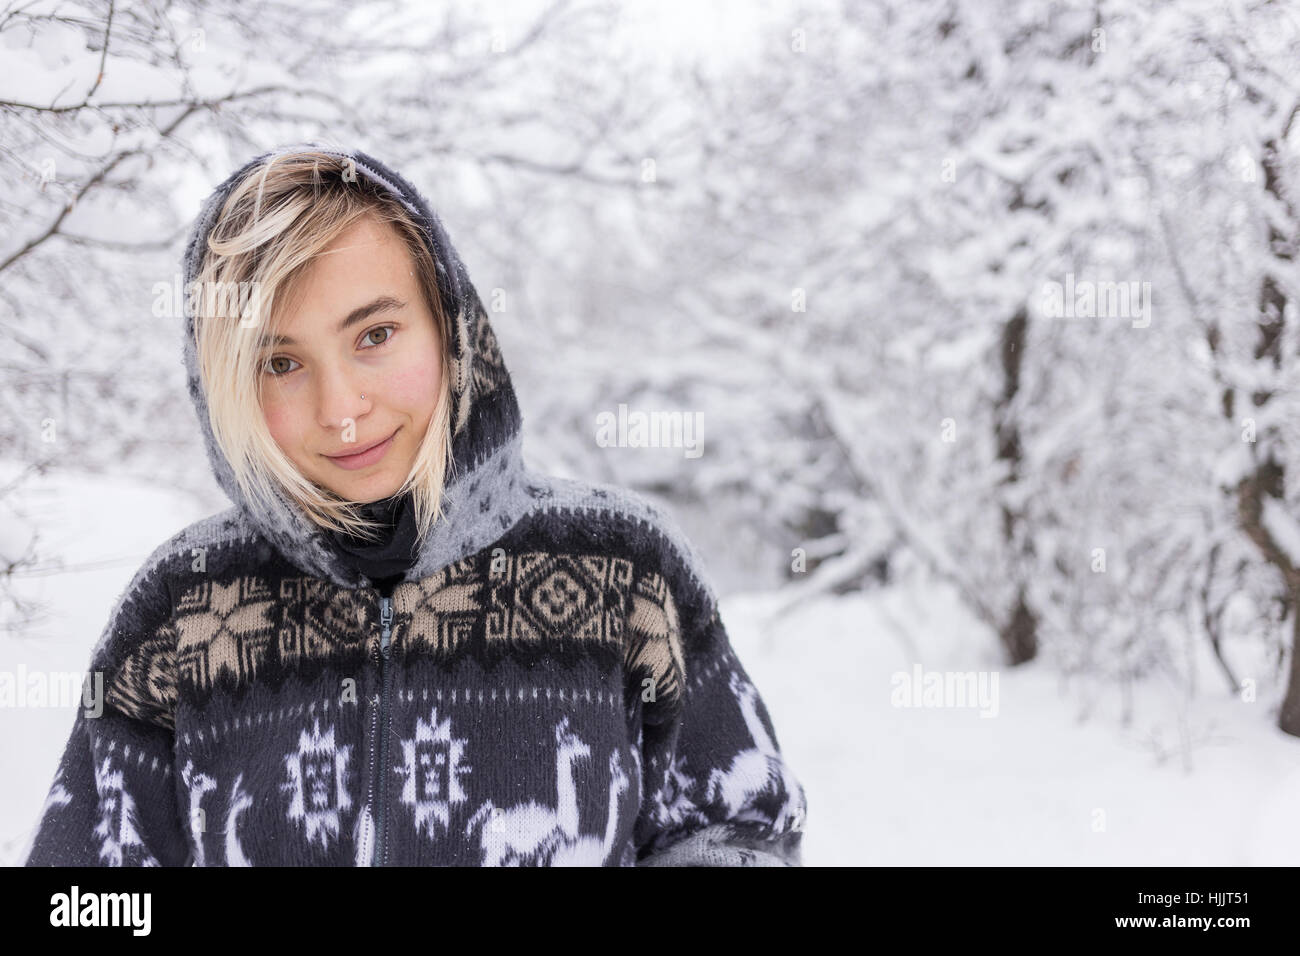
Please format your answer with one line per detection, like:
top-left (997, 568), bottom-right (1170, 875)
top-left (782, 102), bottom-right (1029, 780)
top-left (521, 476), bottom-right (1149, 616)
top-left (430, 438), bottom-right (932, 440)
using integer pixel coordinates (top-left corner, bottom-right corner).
top-left (262, 401), bottom-right (297, 451)
top-left (386, 358), bottom-right (441, 412)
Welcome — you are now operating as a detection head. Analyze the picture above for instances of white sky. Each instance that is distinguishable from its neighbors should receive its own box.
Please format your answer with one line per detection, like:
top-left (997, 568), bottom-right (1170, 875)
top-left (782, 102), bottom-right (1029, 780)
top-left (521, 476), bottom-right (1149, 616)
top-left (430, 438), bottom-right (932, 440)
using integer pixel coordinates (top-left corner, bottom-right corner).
top-left (488, 0), bottom-right (787, 71)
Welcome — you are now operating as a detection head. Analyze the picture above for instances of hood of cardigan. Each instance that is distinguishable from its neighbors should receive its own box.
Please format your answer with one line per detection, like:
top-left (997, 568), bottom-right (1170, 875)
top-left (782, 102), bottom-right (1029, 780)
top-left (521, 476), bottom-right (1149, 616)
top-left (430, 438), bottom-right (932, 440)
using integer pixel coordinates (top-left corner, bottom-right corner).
top-left (181, 142), bottom-right (528, 589)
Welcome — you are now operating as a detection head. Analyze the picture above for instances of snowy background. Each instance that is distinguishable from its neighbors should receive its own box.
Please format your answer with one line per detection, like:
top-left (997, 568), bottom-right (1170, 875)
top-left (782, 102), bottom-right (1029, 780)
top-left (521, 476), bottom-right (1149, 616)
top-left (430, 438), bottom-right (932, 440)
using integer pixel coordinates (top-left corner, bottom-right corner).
top-left (3, 0), bottom-right (1300, 865)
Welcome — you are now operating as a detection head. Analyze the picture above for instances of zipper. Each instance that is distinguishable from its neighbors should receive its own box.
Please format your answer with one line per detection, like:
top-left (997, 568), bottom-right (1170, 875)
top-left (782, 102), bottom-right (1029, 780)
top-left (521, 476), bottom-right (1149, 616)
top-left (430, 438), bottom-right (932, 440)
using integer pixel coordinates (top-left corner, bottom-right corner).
top-left (372, 593), bottom-right (394, 866)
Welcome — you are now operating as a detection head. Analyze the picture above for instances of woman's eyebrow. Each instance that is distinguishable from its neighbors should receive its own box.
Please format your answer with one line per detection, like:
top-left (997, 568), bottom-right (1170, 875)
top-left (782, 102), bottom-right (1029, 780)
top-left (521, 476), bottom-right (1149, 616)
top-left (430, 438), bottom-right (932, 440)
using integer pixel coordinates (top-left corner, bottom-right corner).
top-left (269, 295), bottom-right (407, 346)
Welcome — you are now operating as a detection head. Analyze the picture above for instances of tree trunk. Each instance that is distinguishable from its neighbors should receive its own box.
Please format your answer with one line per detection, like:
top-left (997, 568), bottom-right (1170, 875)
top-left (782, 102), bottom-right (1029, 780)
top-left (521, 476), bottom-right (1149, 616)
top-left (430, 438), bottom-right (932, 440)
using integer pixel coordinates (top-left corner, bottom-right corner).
top-left (1248, 135), bottom-right (1299, 735)
top-left (995, 306), bottom-right (1038, 664)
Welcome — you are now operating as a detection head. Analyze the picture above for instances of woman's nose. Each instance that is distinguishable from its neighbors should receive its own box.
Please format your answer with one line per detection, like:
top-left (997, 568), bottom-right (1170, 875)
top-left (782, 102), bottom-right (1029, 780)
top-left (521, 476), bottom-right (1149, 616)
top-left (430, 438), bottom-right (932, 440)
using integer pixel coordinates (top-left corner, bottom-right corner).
top-left (315, 365), bottom-right (371, 430)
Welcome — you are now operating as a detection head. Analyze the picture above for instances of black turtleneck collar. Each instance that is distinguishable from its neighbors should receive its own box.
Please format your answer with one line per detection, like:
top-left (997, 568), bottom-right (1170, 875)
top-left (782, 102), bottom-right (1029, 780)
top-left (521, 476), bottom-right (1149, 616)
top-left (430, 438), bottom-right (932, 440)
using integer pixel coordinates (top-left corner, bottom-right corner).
top-left (326, 491), bottom-right (419, 595)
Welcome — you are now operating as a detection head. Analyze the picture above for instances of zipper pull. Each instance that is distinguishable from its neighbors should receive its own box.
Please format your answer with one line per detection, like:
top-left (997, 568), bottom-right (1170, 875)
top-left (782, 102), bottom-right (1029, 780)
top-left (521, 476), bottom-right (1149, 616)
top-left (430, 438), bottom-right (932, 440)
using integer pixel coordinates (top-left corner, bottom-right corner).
top-left (380, 595), bottom-right (393, 657)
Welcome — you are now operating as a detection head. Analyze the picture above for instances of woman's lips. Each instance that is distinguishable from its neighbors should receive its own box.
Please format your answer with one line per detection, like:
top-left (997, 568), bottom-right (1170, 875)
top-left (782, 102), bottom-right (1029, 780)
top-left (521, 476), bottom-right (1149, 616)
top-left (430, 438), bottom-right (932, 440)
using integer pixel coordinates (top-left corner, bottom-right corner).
top-left (323, 428), bottom-right (398, 471)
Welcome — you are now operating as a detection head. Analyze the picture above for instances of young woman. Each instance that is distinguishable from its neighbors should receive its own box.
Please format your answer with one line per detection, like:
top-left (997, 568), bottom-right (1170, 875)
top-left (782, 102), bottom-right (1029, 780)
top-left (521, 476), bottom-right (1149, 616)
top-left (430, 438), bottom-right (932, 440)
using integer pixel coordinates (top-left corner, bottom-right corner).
top-left (22, 144), bottom-right (807, 866)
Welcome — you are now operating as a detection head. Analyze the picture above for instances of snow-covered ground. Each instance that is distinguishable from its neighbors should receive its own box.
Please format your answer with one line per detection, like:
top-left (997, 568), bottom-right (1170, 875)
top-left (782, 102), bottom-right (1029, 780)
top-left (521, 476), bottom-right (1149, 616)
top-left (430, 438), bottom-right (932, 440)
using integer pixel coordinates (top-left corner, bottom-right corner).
top-left (2, 463), bottom-right (1297, 866)
top-left (734, 587), bottom-right (1300, 866)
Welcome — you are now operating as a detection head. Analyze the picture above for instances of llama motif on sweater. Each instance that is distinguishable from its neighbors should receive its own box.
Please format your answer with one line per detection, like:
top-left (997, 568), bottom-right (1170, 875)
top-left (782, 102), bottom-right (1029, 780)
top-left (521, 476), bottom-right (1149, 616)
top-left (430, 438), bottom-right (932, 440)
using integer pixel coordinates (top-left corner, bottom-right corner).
top-left (21, 143), bottom-right (807, 868)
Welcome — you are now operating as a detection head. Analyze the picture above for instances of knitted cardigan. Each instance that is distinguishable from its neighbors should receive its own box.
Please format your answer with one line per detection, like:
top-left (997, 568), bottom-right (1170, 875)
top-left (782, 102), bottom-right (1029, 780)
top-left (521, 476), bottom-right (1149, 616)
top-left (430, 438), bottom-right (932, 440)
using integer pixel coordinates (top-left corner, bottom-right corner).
top-left (21, 143), bottom-right (807, 867)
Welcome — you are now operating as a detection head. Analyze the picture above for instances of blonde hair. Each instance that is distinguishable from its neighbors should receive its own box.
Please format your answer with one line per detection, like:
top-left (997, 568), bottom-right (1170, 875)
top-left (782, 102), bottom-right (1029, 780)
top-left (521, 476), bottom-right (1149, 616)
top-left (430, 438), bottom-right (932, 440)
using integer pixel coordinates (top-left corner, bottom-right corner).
top-left (192, 149), bottom-right (454, 545)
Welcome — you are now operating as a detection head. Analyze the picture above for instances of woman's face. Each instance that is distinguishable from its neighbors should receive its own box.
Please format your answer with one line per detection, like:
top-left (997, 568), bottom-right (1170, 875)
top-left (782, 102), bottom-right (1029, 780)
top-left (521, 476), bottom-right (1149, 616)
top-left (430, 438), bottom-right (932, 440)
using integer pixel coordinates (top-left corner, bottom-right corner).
top-left (259, 214), bottom-right (442, 504)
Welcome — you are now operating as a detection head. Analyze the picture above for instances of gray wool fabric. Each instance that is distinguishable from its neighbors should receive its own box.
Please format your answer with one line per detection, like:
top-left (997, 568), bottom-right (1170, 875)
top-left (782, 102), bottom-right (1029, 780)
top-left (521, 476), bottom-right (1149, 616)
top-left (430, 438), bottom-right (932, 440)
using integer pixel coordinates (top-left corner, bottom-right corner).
top-left (21, 142), bottom-right (807, 867)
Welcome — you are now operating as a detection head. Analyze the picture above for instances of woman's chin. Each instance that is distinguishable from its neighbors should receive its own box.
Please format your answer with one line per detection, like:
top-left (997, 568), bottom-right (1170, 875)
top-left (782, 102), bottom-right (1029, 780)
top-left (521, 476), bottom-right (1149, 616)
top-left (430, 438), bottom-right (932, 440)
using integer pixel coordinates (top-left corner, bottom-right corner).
top-left (320, 465), bottom-right (405, 503)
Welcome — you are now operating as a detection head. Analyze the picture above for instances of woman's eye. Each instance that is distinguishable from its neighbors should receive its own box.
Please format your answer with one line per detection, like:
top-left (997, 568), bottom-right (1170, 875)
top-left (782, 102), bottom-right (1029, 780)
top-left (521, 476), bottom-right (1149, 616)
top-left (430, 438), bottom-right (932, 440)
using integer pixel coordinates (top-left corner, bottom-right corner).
top-left (266, 356), bottom-right (300, 376)
top-left (362, 326), bottom-right (394, 348)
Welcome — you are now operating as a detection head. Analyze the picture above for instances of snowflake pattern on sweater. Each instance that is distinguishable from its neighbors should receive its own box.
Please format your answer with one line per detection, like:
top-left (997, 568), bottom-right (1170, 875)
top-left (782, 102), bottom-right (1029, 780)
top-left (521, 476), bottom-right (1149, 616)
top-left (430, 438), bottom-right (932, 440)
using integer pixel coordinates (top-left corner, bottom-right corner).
top-left (20, 143), bottom-right (807, 868)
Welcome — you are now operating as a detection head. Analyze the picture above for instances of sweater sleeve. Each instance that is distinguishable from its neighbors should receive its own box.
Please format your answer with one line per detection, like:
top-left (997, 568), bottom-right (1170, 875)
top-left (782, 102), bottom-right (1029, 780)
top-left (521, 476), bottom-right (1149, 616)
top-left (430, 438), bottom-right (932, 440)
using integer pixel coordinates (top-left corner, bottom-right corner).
top-left (22, 578), bottom-right (191, 867)
top-left (628, 570), bottom-right (807, 867)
